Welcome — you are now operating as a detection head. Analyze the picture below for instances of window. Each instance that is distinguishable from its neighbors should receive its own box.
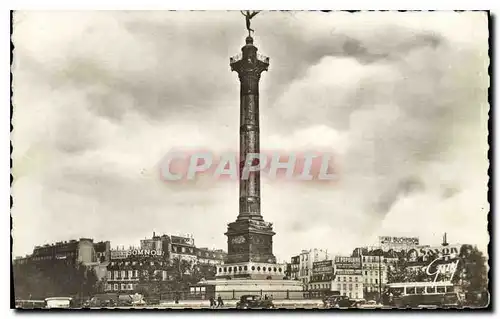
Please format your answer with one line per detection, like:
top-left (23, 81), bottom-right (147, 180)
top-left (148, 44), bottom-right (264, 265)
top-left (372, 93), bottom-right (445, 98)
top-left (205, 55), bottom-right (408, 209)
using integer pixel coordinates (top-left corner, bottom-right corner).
top-left (114, 284), bottom-right (118, 290)
top-left (355, 284), bottom-right (358, 289)
top-left (257, 266), bottom-right (261, 271)
top-left (134, 270), bottom-right (138, 277)
top-left (244, 266), bottom-right (248, 271)
top-left (121, 284), bottom-right (126, 290)
top-left (355, 277), bottom-right (358, 282)
top-left (224, 267), bottom-right (227, 272)
top-left (128, 270), bottom-right (133, 278)
top-left (349, 277), bottom-right (352, 282)
top-left (263, 267), bottom-right (266, 271)
top-left (343, 277), bottom-right (346, 282)
top-left (375, 279), bottom-right (378, 284)
top-left (114, 271), bottom-right (118, 279)
top-left (349, 284), bottom-right (352, 290)
top-left (182, 247), bottom-right (186, 253)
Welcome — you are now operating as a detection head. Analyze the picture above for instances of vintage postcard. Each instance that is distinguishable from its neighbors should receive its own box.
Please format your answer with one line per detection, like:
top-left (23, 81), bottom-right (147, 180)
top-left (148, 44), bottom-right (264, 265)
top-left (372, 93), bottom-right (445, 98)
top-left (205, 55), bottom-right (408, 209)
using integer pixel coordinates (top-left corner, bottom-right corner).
top-left (11, 10), bottom-right (490, 309)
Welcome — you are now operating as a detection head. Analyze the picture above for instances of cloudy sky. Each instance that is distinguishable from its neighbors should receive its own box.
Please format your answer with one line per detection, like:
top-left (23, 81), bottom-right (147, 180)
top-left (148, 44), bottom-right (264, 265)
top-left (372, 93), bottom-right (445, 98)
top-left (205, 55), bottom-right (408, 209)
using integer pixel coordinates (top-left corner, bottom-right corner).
top-left (12, 11), bottom-right (489, 261)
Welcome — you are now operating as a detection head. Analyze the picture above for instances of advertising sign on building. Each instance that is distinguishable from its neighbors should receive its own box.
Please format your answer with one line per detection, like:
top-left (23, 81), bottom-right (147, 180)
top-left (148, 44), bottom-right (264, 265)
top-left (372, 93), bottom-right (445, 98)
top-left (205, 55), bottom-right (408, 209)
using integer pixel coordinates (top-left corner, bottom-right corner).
top-left (335, 269), bottom-right (363, 276)
top-left (171, 236), bottom-right (194, 246)
top-left (334, 256), bottom-right (361, 269)
top-left (313, 260), bottom-right (333, 274)
top-left (422, 255), bottom-right (460, 282)
top-left (405, 245), bottom-right (462, 264)
top-left (379, 236), bottom-right (420, 246)
top-left (111, 249), bottom-right (165, 260)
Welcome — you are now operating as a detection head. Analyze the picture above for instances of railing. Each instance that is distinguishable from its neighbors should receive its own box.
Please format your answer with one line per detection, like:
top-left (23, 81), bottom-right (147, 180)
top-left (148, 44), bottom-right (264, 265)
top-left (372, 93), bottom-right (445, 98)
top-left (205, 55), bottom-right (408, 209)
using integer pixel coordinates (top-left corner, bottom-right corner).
top-left (155, 290), bottom-right (324, 302)
top-left (257, 53), bottom-right (269, 63)
top-left (230, 53), bottom-right (270, 64)
top-left (230, 54), bottom-right (242, 63)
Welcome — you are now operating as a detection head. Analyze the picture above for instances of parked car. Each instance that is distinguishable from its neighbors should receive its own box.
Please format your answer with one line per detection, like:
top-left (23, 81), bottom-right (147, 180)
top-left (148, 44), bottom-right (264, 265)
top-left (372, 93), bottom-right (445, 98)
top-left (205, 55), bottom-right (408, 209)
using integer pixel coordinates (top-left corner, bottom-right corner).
top-left (44, 297), bottom-right (75, 309)
top-left (323, 295), bottom-right (357, 308)
top-left (236, 295), bottom-right (274, 309)
top-left (357, 300), bottom-right (384, 309)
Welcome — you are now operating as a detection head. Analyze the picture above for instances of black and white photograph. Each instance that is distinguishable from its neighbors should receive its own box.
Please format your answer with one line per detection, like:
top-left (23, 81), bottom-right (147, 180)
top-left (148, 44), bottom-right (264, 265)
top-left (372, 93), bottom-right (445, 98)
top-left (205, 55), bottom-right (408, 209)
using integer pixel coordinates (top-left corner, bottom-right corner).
top-left (10, 10), bottom-right (490, 310)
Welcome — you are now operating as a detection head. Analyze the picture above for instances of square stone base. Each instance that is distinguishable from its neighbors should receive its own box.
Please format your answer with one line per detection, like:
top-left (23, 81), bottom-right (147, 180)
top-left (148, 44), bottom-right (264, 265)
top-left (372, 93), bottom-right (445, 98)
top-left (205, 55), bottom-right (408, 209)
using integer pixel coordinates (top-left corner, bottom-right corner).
top-left (203, 278), bottom-right (304, 300)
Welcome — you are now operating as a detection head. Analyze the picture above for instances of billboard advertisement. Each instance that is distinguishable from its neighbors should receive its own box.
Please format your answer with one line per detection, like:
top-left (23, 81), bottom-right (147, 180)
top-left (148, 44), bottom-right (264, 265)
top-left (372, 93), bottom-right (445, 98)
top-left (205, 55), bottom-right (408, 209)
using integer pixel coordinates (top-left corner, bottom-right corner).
top-left (379, 236), bottom-right (419, 246)
top-left (313, 260), bottom-right (333, 274)
top-left (335, 269), bottom-right (363, 276)
top-left (334, 256), bottom-right (361, 269)
top-left (171, 236), bottom-right (194, 246)
top-left (111, 249), bottom-right (165, 260)
top-left (404, 245), bottom-right (462, 265)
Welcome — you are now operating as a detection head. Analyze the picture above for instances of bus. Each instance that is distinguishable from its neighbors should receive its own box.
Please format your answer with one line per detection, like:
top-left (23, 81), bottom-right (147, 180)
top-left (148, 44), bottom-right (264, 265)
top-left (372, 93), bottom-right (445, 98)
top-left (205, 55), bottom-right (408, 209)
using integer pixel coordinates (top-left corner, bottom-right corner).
top-left (387, 282), bottom-right (463, 308)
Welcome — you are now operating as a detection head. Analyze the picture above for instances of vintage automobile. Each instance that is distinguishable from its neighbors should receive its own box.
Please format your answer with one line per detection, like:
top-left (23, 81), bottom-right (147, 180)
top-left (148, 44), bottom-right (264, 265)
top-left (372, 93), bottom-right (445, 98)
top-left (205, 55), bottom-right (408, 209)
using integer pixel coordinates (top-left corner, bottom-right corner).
top-left (44, 297), bottom-right (75, 309)
top-left (235, 295), bottom-right (274, 309)
top-left (323, 295), bottom-right (357, 309)
top-left (357, 300), bottom-right (384, 309)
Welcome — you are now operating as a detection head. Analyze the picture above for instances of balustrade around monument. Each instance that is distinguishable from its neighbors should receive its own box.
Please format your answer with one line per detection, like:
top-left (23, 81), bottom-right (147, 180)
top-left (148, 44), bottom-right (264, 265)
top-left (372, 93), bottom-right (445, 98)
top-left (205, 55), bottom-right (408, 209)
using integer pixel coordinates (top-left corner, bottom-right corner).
top-left (156, 289), bottom-right (322, 301)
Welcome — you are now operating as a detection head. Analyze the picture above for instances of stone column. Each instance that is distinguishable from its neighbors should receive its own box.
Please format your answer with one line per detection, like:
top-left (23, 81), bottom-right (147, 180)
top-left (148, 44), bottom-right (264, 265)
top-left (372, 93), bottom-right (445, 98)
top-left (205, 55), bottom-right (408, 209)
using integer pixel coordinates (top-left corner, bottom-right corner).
top-left (230, 36), bottom-right (269, 221)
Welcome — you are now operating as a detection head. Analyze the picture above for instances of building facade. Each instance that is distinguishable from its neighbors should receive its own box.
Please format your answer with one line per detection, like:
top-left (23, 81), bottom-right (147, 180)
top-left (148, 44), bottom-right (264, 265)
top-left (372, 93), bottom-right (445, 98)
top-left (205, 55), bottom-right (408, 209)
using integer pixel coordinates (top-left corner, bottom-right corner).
top-left (298, 249), bottom-right (331, 287)
top-left (103, 233), bottom-right (226, 292)
top-left (289, 255), bottom-right (300, 280)
top-left (334, 256), bottom-right (364, 300)
top-left (308, 260), bottom-right (335, 294)
top-left (14, 238), bottom-right (110, 266)
top-left (105, 255), bottom-right (169, 292)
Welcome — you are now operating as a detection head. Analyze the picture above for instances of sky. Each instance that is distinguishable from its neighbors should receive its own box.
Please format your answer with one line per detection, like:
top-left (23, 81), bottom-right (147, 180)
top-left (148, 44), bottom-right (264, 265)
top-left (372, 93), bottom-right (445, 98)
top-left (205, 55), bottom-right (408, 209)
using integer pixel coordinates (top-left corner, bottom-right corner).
top-left (11, 11), bottom-right (489, 261)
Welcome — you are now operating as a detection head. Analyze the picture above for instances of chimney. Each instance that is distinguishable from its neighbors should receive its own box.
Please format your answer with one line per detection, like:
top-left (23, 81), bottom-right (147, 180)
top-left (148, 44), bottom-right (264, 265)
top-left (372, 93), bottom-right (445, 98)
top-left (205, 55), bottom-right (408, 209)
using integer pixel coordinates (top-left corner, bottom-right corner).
top-left (153, 231), bottom-right (156, 237)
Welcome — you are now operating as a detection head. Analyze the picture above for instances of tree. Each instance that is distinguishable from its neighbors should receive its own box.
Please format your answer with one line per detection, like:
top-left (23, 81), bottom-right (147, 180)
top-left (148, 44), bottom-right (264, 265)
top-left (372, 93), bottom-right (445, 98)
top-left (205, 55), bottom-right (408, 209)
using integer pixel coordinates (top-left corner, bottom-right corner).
top-left (453, 245), bottom-right (488, 293)
top-left (13, 260), bottom-right (98, 300)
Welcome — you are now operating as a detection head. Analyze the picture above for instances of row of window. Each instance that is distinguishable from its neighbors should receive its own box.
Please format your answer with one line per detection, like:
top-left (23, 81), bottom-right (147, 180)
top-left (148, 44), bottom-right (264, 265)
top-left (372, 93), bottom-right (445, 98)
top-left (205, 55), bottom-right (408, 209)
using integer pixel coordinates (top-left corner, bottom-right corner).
top-left (106, 284), bottom-right (135, 291)
top-left (309, 283), bottom-right (361, 291)
top-left (218, 266), bottom-right (283, 273)
top-left (107, 270), bottom-right (167, 280)
top-left (110, 261), bottom-right (160, 266)
top-left (171, 246), bottom-right (224, 259)
top-left (337, 276), bottom-right (360, 282)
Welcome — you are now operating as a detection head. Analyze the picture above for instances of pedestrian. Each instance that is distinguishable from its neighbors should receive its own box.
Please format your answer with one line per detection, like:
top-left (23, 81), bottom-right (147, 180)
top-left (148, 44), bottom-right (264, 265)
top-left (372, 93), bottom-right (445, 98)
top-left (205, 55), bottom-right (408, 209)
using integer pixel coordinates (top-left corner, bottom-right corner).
top-left (209, 296), bottom-right (215, 308)
top-left (264, 294), bottom-right (268, 300)
top-left (217, 295), bottom-right (224, 308)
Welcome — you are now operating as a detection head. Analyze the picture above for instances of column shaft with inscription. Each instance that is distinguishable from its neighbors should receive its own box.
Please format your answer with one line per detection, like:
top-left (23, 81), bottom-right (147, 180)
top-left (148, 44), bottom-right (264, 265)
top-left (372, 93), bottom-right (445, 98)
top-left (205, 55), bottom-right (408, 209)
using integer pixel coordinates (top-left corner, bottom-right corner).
top-left (224, 36), bottom-right (276, 267)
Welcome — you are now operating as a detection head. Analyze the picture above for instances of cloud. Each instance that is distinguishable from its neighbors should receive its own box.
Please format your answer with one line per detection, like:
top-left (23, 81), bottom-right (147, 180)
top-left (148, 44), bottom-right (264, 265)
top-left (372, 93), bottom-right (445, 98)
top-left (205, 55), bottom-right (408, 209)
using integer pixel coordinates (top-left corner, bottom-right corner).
top-left (12, 11), bottom-right (489, 260)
